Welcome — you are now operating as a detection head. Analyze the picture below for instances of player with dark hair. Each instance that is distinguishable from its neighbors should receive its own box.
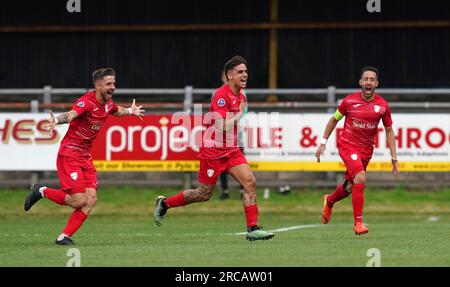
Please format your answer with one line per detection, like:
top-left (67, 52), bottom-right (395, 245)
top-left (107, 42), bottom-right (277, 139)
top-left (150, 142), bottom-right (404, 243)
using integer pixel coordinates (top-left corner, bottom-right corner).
top-left (153, 55), bottom-right (274, 241)
top-left (218, 70), bottom-right (246, 200)
top-left (24, 68), bottom-right (144, 245)
top-left (315, 66), bottom-right (399, 235)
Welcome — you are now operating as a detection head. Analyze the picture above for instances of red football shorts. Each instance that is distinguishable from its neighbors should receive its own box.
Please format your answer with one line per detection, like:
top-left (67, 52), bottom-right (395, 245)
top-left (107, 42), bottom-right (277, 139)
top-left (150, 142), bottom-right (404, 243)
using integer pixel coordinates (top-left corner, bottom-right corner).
top-left (198, 149), bottom-right (248, 185)
top-left (56, 155), bottom-right (98, 194)
top-left (338, 144), bottom-right (372, 184)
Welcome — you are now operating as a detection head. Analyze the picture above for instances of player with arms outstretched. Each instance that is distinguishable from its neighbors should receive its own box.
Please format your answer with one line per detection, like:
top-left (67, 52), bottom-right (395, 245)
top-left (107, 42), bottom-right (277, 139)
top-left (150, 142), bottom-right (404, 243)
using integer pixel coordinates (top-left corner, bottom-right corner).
top-left (316, 66), bottom-right (399, 235)
top-left (153, 55), bottom-right (274, 241)
top-left (24, 68), bottom-right (144, 245)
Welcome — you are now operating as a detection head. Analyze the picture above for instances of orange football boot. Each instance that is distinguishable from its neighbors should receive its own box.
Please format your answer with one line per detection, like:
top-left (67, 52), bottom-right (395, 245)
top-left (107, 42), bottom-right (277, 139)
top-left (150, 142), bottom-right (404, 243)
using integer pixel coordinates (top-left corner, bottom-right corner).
top-left (321, 194), bottom-right (332, 224)
top-left (353, 222), bottom-right (369, 235)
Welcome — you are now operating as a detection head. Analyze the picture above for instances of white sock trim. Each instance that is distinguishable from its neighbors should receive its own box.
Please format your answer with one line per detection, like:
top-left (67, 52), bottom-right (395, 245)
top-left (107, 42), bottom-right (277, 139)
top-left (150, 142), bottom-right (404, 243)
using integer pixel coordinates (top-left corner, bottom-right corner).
top-left (57, 233), bottom-right (69, 241)
top-left (39, 186), bottom-right (47, 197)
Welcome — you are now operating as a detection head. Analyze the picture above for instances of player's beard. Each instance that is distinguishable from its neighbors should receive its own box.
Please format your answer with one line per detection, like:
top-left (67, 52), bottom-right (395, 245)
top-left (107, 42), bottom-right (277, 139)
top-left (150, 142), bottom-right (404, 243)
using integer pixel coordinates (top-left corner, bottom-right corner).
top-left (103, 90), bottom-right (114, 101)
top-left (363, 86), bottom-right (374, 98)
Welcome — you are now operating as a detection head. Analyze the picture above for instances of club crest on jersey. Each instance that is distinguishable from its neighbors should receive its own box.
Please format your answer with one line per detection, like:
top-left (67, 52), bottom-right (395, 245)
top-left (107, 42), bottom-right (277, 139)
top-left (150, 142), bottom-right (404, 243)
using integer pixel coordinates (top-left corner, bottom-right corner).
top-left (207, 169), bottom-right (215, 177)
top-left (217, 98), bottom-right (226, 107)
top-left (351, 154), bottom-right (358, 161)
top-left (70, 172), bottom-right (78, 180)
top-left (374, 105), bottom-right (380, 113)
top-left (105, 105), bottom-right (109, 112)
top-left (77, 101), bottom-right (85, 108)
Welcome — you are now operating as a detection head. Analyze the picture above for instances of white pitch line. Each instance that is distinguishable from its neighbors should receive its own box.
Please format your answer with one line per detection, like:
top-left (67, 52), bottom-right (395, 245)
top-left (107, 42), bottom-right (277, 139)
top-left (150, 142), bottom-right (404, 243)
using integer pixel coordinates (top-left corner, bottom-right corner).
top-left (426, 216), bottom-right (440, 223)
top-left (233, 224), bottom-right (322, 235)
top-left (1, 226), bottom-right (322, 238)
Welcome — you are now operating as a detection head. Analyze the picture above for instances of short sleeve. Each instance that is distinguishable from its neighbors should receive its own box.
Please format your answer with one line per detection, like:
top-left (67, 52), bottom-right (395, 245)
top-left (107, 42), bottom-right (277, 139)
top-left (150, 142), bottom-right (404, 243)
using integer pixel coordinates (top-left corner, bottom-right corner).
top-left (337, 97), bottom-right (348, 116)
top-left (382, 103), bottom-right (393, 127)
top-left (71, 97), bottom-right (89, 116)
top-left (210, 92), bottom-right (229, 119)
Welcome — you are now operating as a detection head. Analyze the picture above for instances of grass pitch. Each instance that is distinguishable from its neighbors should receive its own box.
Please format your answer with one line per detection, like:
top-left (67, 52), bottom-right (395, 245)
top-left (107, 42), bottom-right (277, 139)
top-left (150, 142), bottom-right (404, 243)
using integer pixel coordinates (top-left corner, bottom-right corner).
top-left (0, 186), bottom-right (449, 266)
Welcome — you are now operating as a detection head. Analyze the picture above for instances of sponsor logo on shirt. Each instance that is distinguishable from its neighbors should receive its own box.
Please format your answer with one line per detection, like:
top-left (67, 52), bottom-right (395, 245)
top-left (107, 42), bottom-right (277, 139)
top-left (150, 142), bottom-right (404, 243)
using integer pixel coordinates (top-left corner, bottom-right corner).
top-left (77, 101), bottom-right (85, 108)
top-left (352, 120), bottom-right (377, 129)
top-left (217, 98), bottom-right (226, 107)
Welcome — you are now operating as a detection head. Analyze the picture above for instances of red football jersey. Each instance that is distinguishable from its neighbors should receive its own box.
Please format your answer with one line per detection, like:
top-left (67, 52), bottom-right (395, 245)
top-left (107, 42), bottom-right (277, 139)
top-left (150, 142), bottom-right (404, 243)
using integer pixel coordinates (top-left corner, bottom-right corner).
top-left (58, 91), bottom-right (118, 158)
top-left (199, 84), bottom-right (246, 159)
top-left (337, 92), bottom-right (393, 152)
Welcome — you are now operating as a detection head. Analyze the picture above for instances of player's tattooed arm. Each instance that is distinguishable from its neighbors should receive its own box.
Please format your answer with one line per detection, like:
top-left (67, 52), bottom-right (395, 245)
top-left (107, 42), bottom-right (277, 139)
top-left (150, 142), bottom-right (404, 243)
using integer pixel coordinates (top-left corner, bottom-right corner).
top-left (114, 99), bottom-right (144, 121)
top-left (183, 184), bottom-right (215, 203)
top-left (114, 106), bottom-right (128, 116)
top-left (56, 110), bottom-right (79, 124)
top-left (43, 110), bottom-right (79, 134)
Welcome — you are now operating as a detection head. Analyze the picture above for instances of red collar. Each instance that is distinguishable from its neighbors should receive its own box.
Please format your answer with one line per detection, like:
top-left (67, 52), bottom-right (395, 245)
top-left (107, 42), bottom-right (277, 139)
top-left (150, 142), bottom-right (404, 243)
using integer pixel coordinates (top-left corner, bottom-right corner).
top-left (359, 92), bottom-right (377, 103)
top-left (225, 83), bottom-right (242, 99)
top-left (90, 91), bottom-right (107, 106)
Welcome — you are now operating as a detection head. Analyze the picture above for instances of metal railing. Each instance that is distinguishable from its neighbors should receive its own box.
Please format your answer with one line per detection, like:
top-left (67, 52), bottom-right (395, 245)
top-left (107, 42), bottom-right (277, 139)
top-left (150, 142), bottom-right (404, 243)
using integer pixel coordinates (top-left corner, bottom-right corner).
top-left (2, 86), bottom-right (450, 112)
top-left (2, 86), bottom-right (450, 188)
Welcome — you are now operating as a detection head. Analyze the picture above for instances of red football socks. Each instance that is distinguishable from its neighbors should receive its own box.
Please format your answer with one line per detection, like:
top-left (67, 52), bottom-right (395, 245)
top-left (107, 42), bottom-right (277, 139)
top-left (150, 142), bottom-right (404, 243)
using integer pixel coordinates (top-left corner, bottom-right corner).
top-left (244, 204), bottom-right (258, 227)
top-left (165, 191), bottom-right (187, 208)
top-left (327, 184), bottom-right (350, 207)
top-left (62, 209), bottom-right (87, 237)
top-left (43, 187), bottom-right (66, 205)
top-left (352, 183), bottom-right (365, 224)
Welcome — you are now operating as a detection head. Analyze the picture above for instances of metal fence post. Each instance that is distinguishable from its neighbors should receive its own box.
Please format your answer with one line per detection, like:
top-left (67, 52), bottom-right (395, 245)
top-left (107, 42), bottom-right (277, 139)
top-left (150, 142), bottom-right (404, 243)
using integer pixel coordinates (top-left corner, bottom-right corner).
top-left (327, 86), bottom-right (336, 113)
top-left (31, 95), bottom-right (42, 183)
top-left (43, 85), bottom-right (52, 112)
top-left (326, 86), bottom-right (337, 184)
top-left (30, 172), bottom-right (39, 188)
top-left (184, 85), bottom-right (193, 113)
top-left (183, 86), bottom-right (194, 189)
top-left (30, 100), bottom-right (39, 113)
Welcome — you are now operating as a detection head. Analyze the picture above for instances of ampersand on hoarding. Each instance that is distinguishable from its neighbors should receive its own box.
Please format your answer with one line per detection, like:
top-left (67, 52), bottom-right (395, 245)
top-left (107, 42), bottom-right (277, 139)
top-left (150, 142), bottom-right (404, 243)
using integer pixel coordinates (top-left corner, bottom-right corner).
top-left (299, 127), bottom-right (317, 147)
